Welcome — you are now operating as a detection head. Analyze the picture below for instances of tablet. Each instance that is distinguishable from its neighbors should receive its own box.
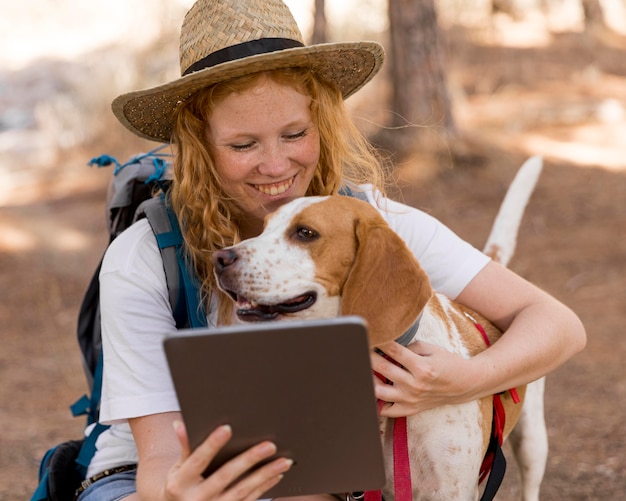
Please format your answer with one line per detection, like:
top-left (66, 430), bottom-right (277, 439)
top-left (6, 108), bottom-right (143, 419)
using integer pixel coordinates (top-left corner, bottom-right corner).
top-left (163, 316), bottom-right (386, 498)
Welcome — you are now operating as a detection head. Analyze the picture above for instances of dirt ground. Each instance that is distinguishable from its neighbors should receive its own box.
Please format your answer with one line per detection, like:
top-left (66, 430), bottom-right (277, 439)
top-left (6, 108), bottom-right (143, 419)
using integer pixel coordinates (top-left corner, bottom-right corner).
top-left (1, 21), bottom-right (625, 501)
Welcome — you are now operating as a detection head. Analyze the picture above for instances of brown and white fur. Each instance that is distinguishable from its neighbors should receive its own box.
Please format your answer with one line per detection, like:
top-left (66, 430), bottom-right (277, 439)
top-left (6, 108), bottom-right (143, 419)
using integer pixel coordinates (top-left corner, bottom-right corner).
top-left (213, 157), bottom-right (547, 501)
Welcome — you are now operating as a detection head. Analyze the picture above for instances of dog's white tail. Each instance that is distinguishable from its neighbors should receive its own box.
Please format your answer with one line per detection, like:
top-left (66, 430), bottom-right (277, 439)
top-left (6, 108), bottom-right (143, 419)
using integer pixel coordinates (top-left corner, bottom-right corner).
top-left (483, 156), bottom-right (543, 267)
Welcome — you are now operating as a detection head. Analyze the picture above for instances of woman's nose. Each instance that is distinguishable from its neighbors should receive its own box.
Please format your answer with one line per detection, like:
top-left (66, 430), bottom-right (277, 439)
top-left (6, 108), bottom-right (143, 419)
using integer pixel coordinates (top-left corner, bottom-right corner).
top-left (256, 143), bottom-right (290, 176)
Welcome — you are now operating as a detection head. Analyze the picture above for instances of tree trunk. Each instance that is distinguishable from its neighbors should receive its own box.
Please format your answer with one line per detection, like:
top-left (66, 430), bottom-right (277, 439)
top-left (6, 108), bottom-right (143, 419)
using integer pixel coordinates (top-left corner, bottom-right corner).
top-left (582, 0), bottom-right (606, 32)
top-left (385, 0), bottom-right (456, 154)
top-left (311, 0), bottom-right (328, 45)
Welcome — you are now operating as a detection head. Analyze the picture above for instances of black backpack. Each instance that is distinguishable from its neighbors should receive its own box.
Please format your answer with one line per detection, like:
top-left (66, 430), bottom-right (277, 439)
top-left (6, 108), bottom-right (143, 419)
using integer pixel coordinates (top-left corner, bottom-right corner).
top-left (30, 147), bottom-right (207, 501)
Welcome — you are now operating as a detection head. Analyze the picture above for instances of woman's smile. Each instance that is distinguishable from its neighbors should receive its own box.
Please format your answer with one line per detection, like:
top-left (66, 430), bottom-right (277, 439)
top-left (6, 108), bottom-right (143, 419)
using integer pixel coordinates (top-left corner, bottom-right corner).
top-left (252, 175), bottom-right (296, 196)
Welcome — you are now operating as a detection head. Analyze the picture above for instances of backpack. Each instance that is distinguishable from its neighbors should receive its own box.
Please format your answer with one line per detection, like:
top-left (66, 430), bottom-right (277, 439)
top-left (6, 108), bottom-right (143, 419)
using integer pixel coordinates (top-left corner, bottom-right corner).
top-left (30, 146), bottom-right (207, 501)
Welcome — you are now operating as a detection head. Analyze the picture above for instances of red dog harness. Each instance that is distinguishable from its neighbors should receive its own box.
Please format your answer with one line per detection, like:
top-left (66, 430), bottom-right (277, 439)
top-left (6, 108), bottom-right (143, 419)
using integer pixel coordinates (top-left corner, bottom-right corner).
top-left (469, 315), bottom-right (520, 488)
top-left (363, 315), bottom-right (520, 501)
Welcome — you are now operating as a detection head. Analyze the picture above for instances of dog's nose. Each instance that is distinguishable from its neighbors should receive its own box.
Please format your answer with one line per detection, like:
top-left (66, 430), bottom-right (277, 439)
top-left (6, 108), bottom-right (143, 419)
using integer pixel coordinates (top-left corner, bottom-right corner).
top-left (213, 248), bottom-right (238, 274)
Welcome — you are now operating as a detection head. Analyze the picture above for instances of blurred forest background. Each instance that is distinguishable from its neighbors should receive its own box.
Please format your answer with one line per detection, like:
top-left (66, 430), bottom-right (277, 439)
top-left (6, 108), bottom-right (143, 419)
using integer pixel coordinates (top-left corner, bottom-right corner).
top-left (1, 0), bottom-right (625, 499)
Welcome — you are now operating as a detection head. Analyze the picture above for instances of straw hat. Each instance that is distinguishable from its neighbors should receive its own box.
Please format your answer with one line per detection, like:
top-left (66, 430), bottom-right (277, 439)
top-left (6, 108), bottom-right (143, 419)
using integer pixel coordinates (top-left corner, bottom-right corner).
top-left (112, 0), bottom-right (385, 143)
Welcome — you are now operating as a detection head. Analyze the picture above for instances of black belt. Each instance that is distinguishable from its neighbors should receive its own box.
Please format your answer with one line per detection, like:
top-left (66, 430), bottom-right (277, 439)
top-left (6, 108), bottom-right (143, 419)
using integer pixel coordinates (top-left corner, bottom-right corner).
top-left (74, 464), bottom-right (137, 499)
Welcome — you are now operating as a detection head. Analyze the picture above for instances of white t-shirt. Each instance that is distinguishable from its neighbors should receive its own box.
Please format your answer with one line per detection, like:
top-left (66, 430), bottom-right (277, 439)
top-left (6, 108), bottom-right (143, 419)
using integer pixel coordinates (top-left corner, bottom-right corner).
top-left (87, 188), bottom-right (490, 478)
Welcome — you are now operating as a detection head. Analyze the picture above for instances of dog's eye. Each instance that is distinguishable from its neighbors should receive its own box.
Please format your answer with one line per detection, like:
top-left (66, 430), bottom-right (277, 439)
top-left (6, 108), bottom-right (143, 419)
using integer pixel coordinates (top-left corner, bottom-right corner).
top-left (295, 226), bottom-right (319, 241)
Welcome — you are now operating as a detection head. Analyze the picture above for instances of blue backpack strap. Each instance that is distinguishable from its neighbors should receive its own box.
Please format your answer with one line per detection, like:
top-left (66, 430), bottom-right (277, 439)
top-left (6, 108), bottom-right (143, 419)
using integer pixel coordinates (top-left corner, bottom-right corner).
top-left (75, 423), bottom-right (110, 477)
top-left (139, 196), bottom-right (207, 328)
top-left (338, 183), bottom-right (369, 201)
top-left (30, 473), bottom-right (50, 501)
top-left (30, 447), bottom-right (56, 501)
top-left (70, 348), bottom-right (106, 425)
top-left (68, 350), bottom-right (111, 478)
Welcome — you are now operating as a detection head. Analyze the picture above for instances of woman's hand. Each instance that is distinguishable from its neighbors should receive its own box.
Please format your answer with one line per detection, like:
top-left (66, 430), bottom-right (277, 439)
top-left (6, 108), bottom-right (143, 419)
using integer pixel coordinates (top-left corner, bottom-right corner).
top-left (164, 421), bottom-right (293, 501)
top-left (370, 341), bottom-right (477, 417)
top-left (165, 421), bottom-right (292, 501)
top-left (131, 412), bottom-right (293, 501)
top-left (371, 261), bottom-right (586, 419)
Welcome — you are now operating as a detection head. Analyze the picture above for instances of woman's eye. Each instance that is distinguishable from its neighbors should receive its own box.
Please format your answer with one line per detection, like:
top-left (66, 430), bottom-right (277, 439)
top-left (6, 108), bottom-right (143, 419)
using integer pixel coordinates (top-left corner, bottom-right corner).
top-left (285, 130), bottom-right (307, 141)
top-left (296, 227), bottom-right (318, 241)
top-left (230, 142), bottom-right (253, 151)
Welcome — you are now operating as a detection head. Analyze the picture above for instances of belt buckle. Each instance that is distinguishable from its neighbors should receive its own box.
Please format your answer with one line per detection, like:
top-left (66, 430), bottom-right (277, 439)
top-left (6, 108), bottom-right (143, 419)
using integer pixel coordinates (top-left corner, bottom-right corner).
top-left (347, 493), bottom-right (365, 501)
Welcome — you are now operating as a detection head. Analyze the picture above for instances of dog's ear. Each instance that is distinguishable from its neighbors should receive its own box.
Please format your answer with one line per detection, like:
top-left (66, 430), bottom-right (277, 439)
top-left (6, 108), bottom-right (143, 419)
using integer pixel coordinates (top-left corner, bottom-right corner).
top-left (341, 216), bottom-right (432, 347)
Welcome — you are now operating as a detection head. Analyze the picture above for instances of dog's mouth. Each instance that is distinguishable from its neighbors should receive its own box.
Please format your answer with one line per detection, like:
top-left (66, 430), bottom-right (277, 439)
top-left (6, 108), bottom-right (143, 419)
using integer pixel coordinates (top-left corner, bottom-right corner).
top-left (226, 291), bottom-right (318, 321)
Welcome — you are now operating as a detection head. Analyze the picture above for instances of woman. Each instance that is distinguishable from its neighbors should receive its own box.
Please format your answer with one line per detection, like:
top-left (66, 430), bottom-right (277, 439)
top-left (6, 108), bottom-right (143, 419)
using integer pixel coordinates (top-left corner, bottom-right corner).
top-left (83, 0), bottom-right (586, 500)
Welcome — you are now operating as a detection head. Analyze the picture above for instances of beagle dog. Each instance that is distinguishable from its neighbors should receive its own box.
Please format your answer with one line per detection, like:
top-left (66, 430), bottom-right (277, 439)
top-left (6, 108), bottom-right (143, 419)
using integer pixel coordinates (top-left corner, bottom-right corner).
top-left (213, 158), bottom-right (547, 501)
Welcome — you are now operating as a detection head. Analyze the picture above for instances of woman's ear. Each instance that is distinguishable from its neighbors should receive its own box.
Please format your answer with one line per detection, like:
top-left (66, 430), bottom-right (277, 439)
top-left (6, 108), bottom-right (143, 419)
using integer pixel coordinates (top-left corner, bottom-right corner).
top-left (340, 218), bottom-right (432, 347)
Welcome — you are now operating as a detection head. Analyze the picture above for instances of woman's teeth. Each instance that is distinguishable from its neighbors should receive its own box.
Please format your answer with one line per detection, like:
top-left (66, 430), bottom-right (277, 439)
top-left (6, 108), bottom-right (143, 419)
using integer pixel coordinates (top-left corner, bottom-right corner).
top-left (254, 177), bottom-right (294, 196)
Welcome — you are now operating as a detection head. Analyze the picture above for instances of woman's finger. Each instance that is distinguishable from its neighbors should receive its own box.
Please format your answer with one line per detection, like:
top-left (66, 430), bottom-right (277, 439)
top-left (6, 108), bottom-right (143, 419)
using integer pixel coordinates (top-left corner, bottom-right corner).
top-left (176, 423), bottom-right (233, 478)
top-left (370, 345), bottom-right (413, 385)
top-left (224, 456), bottom-right (293, 501)
top-left (172, 420), bottom-right (192, 459)
top-left (381, 340), bottom-right (435, 363)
